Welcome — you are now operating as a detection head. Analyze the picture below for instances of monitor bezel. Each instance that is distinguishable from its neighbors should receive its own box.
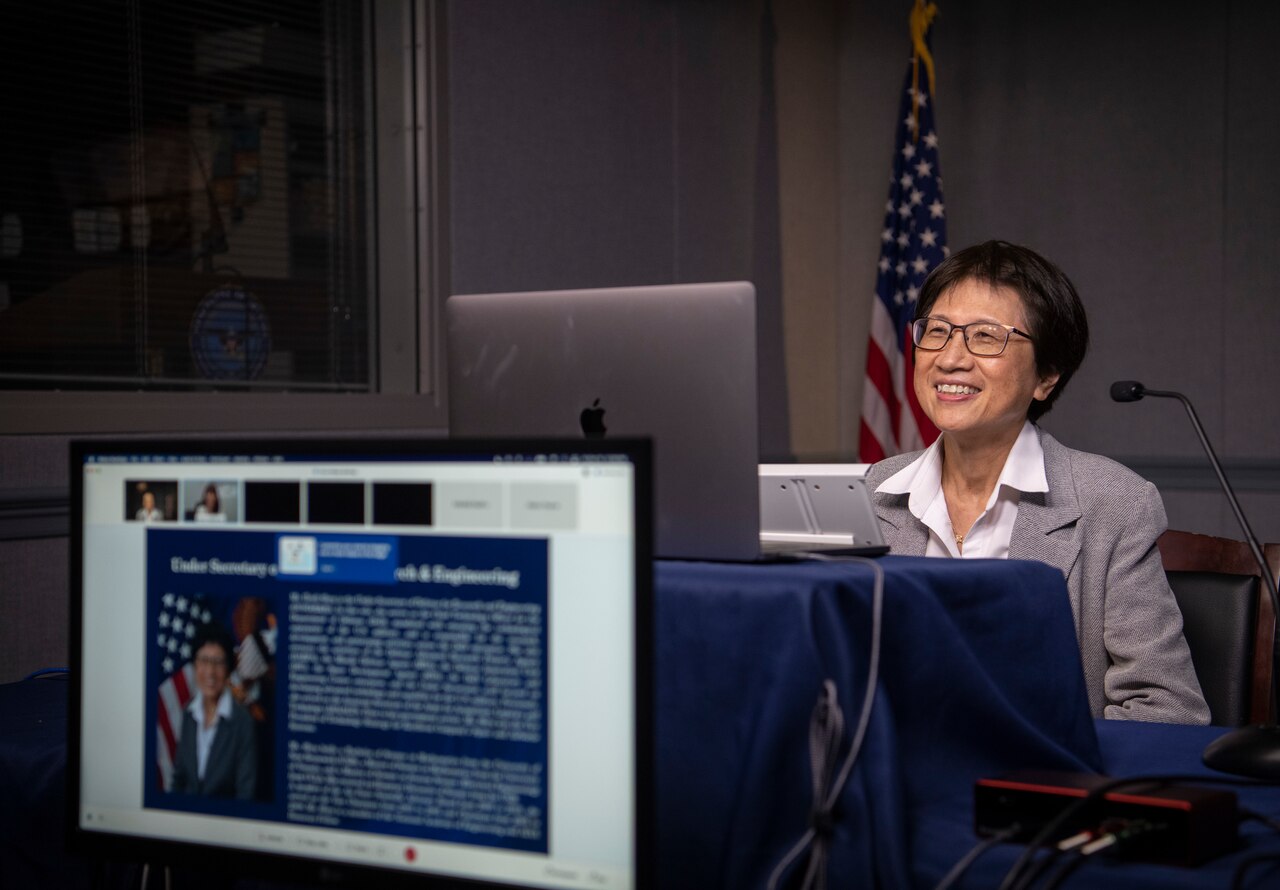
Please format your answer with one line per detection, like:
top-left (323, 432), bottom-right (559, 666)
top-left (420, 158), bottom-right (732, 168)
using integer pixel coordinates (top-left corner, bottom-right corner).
top-left (67, 435), bottom-right (653, 890)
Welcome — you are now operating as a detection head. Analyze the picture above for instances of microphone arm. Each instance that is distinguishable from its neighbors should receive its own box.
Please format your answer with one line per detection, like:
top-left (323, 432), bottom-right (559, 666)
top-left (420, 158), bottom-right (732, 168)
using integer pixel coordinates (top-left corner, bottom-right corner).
top-left (1110, 380), bottom-right (1280, 606)
top-left (1114, 379), bottom-right (1280, 778)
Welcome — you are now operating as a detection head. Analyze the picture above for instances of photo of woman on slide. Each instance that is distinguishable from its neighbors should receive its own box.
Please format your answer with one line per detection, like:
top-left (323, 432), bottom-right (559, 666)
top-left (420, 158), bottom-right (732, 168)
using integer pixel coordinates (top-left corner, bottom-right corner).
top-left (170, 621), bottom-right (258, 800)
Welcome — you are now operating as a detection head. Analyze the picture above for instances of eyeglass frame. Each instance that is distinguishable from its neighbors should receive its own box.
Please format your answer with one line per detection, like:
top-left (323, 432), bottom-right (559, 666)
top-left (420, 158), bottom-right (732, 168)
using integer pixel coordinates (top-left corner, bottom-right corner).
top-left (194, 653), bottom-right (230, 670)
top-left (910, 316), bottom-right (1035, 357)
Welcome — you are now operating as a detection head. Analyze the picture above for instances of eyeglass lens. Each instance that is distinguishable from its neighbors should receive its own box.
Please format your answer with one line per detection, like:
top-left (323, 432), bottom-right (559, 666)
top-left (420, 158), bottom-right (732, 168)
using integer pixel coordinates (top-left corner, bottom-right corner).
top-left (913, 318), bottom-right (1009, 355)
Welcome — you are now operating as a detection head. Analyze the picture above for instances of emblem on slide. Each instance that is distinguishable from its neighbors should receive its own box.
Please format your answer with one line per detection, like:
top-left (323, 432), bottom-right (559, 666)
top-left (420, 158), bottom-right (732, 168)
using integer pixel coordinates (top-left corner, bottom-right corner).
top-left (278, 535), bottom-right (317, 575)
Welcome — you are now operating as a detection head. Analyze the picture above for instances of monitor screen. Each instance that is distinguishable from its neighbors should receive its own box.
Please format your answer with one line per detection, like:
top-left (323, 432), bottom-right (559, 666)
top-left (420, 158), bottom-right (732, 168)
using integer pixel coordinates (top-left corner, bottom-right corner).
top-left (68, 437), bottom-right (652, 890)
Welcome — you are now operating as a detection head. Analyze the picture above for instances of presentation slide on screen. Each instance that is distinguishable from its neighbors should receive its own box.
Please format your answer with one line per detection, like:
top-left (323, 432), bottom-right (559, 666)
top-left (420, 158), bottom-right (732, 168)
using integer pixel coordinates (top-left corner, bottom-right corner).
top-left (143, 527), bottom-right (550, 852)
top-left (76, 455), bottom-right (636, 888)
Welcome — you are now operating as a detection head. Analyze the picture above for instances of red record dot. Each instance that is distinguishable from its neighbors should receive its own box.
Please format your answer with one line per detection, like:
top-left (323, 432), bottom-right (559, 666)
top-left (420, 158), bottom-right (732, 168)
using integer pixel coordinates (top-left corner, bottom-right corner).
top-left (405, 847), bottom-right (417, 863)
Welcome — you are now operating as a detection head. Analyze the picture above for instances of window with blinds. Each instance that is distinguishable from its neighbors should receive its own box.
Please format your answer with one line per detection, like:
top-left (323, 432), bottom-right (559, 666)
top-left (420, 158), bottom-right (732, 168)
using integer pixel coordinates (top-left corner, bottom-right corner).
top-left (0, 0), bottom-right (373, 390)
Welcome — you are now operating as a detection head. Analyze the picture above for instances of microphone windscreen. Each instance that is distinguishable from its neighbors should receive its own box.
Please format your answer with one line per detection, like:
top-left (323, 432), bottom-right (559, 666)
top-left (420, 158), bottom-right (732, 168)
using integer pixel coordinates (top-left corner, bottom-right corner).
top-left (1110, 380), bottom-right (1145, 402)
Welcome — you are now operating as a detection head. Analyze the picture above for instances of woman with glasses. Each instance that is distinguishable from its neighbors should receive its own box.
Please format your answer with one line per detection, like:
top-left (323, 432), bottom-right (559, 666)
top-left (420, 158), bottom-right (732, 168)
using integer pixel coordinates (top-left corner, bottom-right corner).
top-left (171, 621), bottom-right (259, 799)
top-left (865, 240), bottom-right (1208, 724)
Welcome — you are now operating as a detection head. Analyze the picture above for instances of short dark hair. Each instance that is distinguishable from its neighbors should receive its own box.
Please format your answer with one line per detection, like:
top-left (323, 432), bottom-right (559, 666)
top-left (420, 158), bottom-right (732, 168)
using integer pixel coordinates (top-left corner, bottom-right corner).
top-left (191, 622), bottom-right (236, 671)
top-left (915, 240), bottom-right (1089, 421)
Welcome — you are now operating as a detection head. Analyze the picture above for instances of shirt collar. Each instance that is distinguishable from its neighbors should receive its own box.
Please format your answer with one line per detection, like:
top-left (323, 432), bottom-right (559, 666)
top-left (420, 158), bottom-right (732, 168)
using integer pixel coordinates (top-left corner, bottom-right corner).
top-left (188, 688), bottom-right (234, 721)
top-left (877, 434), bottom-right (944, 519)
top-left (999, 420), bottom-right (1049, 495)
top-left (876, 420), bottom-right (1048, 516)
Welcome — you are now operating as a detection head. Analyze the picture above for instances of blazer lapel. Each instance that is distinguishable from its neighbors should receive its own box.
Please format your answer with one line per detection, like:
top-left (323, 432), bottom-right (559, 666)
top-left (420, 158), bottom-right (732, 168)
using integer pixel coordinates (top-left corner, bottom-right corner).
top-left (873, 493), bottom-right (930, 556)
top-left (1009, 429), bottom-right (1082, 579)
top-left (202, 714), bottom-right (232, 791)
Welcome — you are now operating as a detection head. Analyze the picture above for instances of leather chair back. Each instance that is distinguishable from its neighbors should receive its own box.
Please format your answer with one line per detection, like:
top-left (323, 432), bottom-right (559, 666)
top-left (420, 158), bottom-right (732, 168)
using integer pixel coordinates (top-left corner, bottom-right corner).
top-left (1166, 570), bottom-right (1259, 727)
top-left (1158, 530), bottom-right (1280, 726)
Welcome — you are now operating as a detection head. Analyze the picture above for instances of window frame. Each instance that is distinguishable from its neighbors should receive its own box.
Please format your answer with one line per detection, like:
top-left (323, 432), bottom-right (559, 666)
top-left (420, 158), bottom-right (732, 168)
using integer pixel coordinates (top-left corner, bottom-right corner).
top-left (0, 0), bottom-right (447, 436)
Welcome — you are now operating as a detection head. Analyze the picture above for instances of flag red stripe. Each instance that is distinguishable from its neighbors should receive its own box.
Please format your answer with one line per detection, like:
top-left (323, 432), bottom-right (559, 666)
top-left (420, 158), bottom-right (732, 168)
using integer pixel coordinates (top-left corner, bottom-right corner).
top-left (864, 339), bottom-right (902, 436)
top-left (172, 664), bottom-right (191, 705)
top-left (859, 419), bottom-right (887, 464)
top-left (157, 689), bottom-right (178, 754)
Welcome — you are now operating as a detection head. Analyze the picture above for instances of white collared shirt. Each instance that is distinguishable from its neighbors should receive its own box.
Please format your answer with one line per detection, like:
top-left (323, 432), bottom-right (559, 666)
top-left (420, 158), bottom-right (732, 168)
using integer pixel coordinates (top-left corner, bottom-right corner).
top-left (187, 688), bottom-right (234, 780)
top-left (877, 420), bottom-right (1048, 559)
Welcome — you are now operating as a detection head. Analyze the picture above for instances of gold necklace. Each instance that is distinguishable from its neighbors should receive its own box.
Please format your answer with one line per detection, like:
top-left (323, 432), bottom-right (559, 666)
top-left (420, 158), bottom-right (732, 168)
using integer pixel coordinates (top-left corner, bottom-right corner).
top-left (954, 531), bottom-right (965, 549)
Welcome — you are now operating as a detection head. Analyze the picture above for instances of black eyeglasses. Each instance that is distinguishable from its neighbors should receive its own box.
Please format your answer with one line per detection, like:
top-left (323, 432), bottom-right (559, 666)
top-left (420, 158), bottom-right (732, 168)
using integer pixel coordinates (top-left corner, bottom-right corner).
top-left (910, 317), bottom-right (1034, 357)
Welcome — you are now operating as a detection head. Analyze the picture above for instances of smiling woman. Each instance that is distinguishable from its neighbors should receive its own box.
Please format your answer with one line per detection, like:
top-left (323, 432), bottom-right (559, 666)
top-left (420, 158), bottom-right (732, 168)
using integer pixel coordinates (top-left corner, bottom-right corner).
top-left (912, 281), bottom-right (1059, 450)
top-left (170, 621), bottom-right (258, 801)
top-left (865, 240), bottom-right (1209, 725)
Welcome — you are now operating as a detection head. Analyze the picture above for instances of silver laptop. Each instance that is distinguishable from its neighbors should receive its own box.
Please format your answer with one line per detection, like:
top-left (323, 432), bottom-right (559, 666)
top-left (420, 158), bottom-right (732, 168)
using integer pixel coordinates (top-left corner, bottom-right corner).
top-left (447, 281), bottom-right (761, 560)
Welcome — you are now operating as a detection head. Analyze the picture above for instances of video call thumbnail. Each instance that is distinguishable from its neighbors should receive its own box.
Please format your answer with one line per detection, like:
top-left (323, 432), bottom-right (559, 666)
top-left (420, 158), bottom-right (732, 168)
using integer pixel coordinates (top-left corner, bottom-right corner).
top-left (244, 482), bottom-right (301, 524)
top-left (306, 482), bottom-right (365, 525)
top-left (372, 482), bottom-right (434, 526)
top-left (126, 480), bottom-right (179, 523)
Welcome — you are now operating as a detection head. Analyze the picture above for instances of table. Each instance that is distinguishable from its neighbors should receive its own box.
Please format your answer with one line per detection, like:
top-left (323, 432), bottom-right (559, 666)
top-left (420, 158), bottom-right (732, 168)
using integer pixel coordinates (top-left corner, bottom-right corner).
top-left (909, 720), bottom-right (1280, 888)
top-left (6, 556), bottom-right (1280, 888)
top-left (655, 555), bottom-right (1105, 887)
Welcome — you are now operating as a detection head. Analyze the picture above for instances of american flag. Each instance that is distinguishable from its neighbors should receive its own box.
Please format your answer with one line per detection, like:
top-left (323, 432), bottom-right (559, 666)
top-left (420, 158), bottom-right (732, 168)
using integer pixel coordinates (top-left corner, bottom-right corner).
top-left (154, 591), bottom-right (212, 791)
top-left (859, 23), bottom-right (947, 462)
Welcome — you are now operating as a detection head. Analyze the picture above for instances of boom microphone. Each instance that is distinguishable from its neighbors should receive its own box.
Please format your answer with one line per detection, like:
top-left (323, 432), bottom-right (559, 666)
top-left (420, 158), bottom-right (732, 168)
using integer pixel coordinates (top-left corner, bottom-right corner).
top-left (1108, 380), bottom-right (1145, 403)
top-left (1112, 380), bottom-right (1280, 778)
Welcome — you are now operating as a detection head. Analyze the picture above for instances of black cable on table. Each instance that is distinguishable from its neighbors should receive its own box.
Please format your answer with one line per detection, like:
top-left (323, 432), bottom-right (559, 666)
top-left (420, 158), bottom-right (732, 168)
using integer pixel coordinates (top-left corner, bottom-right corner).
top-left (1232, 852), bottom-right (1280, 890)
top-left (997, 773), bottom-right (1271, 890)
top-left (765, 555), bottom-right (885, 890)
top-left (932, 823), bottom-right (1021, 890)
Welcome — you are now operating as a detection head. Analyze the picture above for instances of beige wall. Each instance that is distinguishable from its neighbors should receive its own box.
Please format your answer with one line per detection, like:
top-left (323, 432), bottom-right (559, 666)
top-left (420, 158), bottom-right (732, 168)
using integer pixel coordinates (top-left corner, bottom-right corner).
top-left (775, 1), bottom-right (901, 461)
top-left (774, 0), bottom-right (842, 461)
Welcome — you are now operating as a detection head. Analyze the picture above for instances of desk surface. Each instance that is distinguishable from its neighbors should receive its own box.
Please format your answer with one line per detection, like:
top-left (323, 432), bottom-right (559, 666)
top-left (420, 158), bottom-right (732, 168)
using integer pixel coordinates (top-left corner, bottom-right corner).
top-left (6, 556), bottom-right (1280, 889)
top-left (655, 556), bottom-right (1102, 887)
top-left (911, 720), bottom-right (1280, 888)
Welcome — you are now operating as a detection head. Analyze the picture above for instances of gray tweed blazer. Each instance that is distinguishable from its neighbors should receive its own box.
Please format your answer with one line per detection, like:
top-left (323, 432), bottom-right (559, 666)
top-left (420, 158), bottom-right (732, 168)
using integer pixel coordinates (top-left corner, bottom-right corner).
top-left (865, 426), bottom-right (1209, 725)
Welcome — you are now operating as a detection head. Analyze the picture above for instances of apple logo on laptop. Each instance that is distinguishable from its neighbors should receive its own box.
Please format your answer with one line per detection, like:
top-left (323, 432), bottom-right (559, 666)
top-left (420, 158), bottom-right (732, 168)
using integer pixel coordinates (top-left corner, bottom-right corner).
top-left (580, 398), bottom-right (607, 438)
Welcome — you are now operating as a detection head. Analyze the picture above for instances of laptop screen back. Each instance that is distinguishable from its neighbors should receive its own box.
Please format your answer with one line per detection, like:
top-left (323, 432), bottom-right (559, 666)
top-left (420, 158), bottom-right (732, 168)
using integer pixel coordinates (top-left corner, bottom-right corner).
top-left (69, 436), bottom-right (652, 889)
top-left (446, 281), bottom-right (759, 561)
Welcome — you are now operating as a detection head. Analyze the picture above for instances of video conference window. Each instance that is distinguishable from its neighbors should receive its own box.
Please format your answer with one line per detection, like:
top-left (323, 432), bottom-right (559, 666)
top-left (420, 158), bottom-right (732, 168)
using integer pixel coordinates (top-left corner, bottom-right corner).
top-left (183, 480), bottom-right (238, 523)
top-left (126, 480), bottom-right (178, 522)
top-left (372, 482), bottom-right (434, 526)
top-left (244, 481), bottom-right (301, 524)
top-left (306, 481), bottom-right (366, 525)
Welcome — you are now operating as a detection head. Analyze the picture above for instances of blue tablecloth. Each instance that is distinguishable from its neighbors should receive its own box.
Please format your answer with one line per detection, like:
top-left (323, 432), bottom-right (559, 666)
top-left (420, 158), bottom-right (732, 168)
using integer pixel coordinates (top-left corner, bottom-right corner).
top-left (908, 720), bottom-right (1280, 888)
top-left (655, 556), bottom-right (1101, 888)
top-left (6, 555), bottom-right (1280, 888)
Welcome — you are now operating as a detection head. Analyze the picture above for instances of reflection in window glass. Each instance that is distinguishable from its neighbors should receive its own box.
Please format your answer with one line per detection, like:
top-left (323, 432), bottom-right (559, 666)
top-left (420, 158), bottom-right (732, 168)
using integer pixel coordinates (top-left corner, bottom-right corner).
top-left (0, 1), bottom-right (372, 390)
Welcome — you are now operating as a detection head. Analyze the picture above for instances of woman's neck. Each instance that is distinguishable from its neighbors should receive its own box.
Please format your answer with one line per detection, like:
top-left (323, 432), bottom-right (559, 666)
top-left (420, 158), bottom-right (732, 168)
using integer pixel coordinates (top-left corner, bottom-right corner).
top-left (202, 692), bottom-right (220, 728)
top-left (939, 425), bottom-right (1024, 504)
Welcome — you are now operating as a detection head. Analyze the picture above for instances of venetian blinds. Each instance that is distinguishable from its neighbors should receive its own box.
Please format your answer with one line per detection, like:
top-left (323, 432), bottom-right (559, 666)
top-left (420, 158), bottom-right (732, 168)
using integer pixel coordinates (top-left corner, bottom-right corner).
top-left (0, 0), bottom-right (373, 390)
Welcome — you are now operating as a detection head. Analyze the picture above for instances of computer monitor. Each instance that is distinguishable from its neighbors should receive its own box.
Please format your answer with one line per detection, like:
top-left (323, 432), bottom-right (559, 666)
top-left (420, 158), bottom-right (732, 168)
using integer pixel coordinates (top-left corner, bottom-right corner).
top-left (68, 436), bottom-right (652, 889)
